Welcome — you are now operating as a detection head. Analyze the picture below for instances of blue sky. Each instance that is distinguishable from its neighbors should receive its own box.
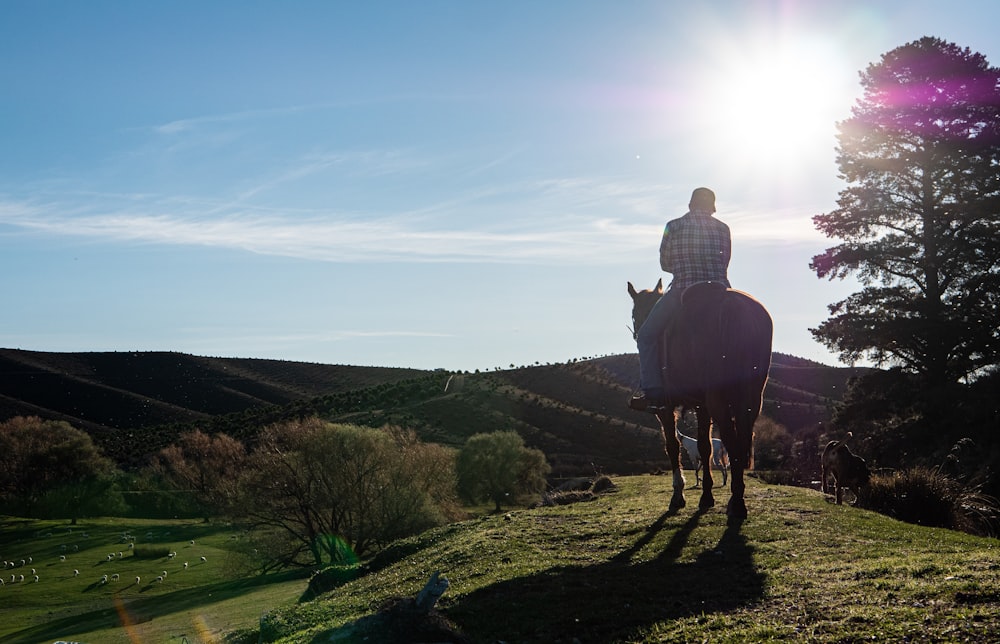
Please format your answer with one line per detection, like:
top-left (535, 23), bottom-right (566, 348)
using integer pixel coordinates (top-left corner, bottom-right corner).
top-left (2, 1), bottom-right (998, 372)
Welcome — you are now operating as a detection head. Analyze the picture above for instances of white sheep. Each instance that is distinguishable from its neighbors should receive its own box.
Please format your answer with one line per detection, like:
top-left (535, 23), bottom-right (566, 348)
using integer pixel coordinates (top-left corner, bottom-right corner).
top-left (33, 575), bottom-right (39, 582)
top-left (101, 574), bottom-right (108, 584)
top-left (111, 573), bottom-right (119, 582)
top-left (161, 570), bottom-right (167, 577)
top-left (200, 556), bottom-right (207, 562)
top-left (59, 555), bottom-right (66, 561)
top-left (155, 576), bottom-right (163, 582)
top-left (18, 574), bottom-right (24, 582)
top-left (183, 562), bottom-right (188, 569)
top-left (135, 576), bottom-right (141, 585)
top-left (73, 569), bottom-right (80, 576)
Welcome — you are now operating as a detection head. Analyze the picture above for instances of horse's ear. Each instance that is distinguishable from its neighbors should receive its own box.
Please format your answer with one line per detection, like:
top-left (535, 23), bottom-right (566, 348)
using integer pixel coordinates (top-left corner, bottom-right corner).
top-left (627, 282), bottom-right (638, 298)
top-left (655, 278), bottom-right (663, 293)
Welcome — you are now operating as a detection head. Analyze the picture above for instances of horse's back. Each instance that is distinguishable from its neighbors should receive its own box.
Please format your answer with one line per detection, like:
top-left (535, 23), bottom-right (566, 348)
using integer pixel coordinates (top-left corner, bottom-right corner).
top-left (670, 284), bottom-right (772, 394)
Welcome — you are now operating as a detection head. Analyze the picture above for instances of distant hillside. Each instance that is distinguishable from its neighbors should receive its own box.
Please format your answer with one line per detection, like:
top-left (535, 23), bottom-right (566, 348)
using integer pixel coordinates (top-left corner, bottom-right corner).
top-left (0, 348), bottom-right (867, 474)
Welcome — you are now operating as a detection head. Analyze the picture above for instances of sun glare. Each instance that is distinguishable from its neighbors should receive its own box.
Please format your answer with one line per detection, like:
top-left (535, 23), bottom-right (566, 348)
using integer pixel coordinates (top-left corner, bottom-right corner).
top-left (692, 32), bottom-right (856, 180)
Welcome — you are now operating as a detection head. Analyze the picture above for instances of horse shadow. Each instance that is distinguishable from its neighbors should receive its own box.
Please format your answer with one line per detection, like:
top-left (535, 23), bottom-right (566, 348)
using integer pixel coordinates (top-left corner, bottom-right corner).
top-left (444, 511), bottom-right (763, 642)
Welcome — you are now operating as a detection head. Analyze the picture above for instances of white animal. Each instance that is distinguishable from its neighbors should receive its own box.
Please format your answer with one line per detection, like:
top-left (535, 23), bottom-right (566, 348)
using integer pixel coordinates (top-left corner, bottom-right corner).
top-left (183, 562), bottom-right (188, 569)
top-left (200, 556), bottom-right (207, 562)
top-left (59, 555), bottom-right (66, 561)
top-left (156, 576), bottom-right (163, 582)
top-left (74, 569), bottom-right (80, 576)
top-left (101, 574), bottom-right (108, 584)
top-left (135, 576), bottom-right (141, 584)
top-left (111, 573), bottom-right (120, 582)
top-left (33, 575), bottom-right (39, 582)
top-left (676, 430), bottom-right (730, 487)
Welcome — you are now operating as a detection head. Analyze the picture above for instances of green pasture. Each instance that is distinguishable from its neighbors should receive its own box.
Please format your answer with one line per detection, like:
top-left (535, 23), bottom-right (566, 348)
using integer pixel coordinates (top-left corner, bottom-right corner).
top-left (0, 517), bottom-right (308, 643)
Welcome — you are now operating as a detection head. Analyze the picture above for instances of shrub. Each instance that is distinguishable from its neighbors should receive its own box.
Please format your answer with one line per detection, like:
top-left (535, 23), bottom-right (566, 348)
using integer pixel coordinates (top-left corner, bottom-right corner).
top-left (456, 431), bottom-right (550, 512)
top-left (857, 467), bottom-right (999, 536)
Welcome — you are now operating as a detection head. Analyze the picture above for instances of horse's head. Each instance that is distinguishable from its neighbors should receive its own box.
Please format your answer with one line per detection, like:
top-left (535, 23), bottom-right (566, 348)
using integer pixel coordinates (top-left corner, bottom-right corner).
top-left (627, 278), bottom-right (663, 340)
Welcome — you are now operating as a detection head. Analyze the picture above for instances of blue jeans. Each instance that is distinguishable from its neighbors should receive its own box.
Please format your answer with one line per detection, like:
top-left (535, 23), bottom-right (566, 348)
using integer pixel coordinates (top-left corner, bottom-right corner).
top-left (636, 287), bottom-right (682, 394)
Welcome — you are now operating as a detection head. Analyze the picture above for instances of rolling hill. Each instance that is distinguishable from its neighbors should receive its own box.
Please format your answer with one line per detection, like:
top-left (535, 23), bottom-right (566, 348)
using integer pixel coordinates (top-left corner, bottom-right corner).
top-left (0, 348), bottom-right (867, 474)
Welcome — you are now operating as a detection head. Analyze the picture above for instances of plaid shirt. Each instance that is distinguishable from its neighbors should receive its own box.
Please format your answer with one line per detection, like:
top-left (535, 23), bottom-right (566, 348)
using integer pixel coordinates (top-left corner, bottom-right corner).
top-left (659, 209), bottom-right (731, 289)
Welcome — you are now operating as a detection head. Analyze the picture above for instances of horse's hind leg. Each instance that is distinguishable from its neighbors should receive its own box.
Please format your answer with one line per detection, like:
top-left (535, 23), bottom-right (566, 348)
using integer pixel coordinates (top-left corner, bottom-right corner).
top-left (657, 409), bottom-right (686, 511)
top-left (724, 401), bottom-right (759, 521)
top-left (712, 400), bottom-right (746, 519)
top-left (696, 407), bottom-right (715, 510)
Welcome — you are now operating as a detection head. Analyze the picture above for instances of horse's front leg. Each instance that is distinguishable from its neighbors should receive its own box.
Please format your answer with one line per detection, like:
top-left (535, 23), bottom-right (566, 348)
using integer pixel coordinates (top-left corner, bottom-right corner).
top-left (657, 409), bottom-right (686, 511)
top-left (695, 407), bottom-right (715, 510)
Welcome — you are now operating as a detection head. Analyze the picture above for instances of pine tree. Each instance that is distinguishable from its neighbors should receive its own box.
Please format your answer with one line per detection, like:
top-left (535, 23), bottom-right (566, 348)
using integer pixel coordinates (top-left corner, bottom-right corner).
top-left (811, 37), bottom-right (1000, 388)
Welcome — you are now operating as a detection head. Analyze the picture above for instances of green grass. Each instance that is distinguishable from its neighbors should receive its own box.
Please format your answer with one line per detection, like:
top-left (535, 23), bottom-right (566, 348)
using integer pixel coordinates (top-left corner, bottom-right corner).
top-left (4, 476), bottom-right (999, 643)
top-left (0, 517), bottom-right (309, 643)
top-left (259, 475), bottom-right (1000, 643)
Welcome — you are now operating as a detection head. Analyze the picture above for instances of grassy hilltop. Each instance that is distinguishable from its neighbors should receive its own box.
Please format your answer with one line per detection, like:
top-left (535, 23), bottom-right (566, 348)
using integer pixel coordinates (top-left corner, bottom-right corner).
top-left (2, 475), bottom-right (997, 643)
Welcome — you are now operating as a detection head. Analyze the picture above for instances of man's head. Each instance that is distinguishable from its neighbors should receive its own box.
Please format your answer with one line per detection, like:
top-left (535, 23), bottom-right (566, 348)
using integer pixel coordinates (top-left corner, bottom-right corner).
top-left (689, 187), bottom-right (716, 213)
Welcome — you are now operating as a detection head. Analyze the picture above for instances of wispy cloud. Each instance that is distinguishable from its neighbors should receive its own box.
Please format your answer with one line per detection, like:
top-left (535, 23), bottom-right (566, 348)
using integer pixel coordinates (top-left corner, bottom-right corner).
top-left (0, 173), bottom-right (825, 266)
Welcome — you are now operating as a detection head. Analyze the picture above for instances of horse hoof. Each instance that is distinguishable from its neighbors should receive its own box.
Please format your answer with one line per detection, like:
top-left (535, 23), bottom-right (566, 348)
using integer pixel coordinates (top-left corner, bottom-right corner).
top-left (699, 494), bottom-right (715, 510)
top-left (669, 495), bottom-right (687, 511)
top-left (726, 497), bottom-right (747, 519)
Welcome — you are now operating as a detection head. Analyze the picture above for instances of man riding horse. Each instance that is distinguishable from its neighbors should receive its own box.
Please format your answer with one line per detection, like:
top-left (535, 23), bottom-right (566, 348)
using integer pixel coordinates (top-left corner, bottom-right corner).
top-left (627, 187), bottom-right (771, 519)
top-left (630, 187), bottom-right (731, 411)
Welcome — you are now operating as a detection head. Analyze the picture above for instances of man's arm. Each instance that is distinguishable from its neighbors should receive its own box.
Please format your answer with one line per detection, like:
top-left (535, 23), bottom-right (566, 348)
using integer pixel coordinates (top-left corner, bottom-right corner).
top-left (659, 222), bottom-right (674, 273)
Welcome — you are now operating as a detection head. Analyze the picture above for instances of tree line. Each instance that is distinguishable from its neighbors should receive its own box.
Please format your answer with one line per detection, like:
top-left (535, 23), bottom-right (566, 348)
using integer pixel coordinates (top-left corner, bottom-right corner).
top-left (0, 415), bottom-right (550, 568)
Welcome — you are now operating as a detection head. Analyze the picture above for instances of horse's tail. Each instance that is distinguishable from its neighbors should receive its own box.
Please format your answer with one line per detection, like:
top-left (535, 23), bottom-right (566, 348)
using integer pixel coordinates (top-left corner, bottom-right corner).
top-left (718, 289), bottom-right (773, 471)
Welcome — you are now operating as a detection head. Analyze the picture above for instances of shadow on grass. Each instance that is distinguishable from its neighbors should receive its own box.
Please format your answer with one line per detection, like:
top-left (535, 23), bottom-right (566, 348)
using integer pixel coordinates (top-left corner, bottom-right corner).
top-left (442, 510), bottom-right (763, 642)
top-left (2, 569), bottom-right (309, 644)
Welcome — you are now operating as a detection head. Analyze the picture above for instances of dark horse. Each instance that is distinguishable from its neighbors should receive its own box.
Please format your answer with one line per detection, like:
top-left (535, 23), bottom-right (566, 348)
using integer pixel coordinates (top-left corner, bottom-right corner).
top-left (628, 279), bottom-right (772, 519)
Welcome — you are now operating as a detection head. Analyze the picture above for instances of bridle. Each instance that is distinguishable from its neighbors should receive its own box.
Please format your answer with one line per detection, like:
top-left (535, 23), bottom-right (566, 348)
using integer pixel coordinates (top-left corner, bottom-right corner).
top-left (628, 295), bottom-right (655, 342)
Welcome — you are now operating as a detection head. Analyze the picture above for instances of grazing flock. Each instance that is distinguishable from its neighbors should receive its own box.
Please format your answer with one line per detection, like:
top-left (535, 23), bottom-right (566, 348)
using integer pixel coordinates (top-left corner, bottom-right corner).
top-left (1, 527), bottom-right (214, 593)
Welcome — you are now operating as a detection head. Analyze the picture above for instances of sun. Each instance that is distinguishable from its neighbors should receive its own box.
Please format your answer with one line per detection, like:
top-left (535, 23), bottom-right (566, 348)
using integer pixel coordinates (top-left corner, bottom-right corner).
top-left (691, 32), bottom-right (857, 178)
